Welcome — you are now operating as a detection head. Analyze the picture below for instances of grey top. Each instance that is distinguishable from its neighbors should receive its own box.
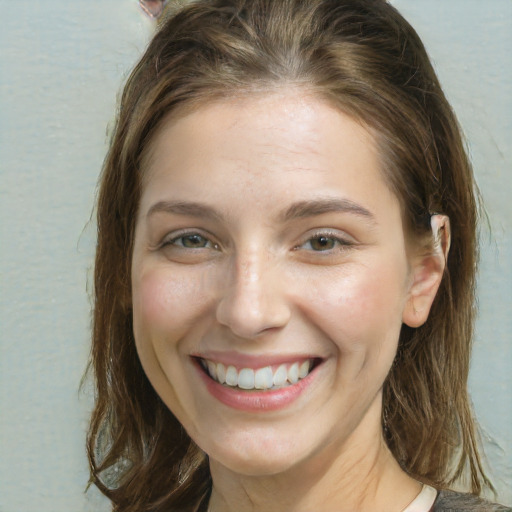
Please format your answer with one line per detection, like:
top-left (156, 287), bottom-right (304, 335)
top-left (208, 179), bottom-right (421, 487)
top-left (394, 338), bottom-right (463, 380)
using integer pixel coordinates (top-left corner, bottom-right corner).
top-left (433, 490), bottom-right (512, 511)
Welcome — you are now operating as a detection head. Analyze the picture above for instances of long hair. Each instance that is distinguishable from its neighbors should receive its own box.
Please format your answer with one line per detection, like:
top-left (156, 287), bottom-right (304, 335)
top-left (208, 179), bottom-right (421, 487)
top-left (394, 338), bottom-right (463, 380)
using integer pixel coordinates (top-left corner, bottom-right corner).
top-left (87, 1), bottom-right (489, 509)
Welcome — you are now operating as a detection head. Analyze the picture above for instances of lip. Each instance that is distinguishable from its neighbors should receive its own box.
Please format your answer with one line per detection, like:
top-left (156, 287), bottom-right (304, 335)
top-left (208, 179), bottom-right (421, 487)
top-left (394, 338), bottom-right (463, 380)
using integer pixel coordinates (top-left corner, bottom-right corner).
top-left (192, 355), bottom-right (321, 412)
top-left (191, 350), bottom-right (317, 369)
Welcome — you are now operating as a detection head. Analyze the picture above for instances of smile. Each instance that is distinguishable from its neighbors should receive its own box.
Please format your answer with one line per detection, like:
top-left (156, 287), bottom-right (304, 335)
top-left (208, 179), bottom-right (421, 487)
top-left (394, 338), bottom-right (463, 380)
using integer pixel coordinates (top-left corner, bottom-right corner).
top-left (199, 358), bottom-right (314, 391)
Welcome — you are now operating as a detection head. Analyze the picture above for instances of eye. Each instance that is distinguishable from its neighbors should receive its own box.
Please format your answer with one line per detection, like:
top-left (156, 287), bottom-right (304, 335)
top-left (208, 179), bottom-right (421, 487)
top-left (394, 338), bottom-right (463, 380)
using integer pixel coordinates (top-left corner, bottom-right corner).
top-left (161, 231), bottom-right (219, 251)
top-left (172, 234), bottom-right (211, 249)
top-left (307, 236), bottom-right (337, 251)
top-left (156, 230), bottom-right (221, 264)
top-left (297, 232), bottom-right (353, 253)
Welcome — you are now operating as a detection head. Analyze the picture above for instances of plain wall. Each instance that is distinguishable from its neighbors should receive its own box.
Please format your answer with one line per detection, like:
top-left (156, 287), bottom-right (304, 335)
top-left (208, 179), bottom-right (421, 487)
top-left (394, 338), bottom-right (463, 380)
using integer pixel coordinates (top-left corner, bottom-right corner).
top-left (0, 1), bottom-right (510, 510)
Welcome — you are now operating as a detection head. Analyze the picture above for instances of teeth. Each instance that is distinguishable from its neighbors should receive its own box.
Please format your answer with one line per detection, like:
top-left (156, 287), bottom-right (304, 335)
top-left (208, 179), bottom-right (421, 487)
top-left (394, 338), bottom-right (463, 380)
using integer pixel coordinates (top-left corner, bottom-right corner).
top-left (255, 367), bottom-right (273, 389)
top-left (288, 362), bottom-right (299, 384)
top-left (207, 360), bottom-right (217, 380)
top-left (201, 358), bottom-right (313, 390)
top-left (225, 365), bottom-right (238, 386)
top-left (273, 364), bottom-right (287, 387)
top-left (238, 368), bottom-right (255, 389)
top-left (216, 363), bottom-right (226, 384)
top-left (299, 360), bottom-right (310, 378)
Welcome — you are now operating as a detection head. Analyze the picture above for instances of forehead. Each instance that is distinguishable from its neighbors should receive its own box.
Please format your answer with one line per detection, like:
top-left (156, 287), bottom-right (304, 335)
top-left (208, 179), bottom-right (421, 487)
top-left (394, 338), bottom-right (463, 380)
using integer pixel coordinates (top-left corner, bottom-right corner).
top-left (142, 90), bottom-right (382, 185)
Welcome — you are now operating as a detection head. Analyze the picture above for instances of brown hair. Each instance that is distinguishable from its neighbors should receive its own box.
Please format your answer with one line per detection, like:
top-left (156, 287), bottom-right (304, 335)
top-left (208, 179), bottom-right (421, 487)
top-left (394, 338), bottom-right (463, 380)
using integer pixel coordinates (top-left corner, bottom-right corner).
top-left (87, 0), bottom-right (491, 509)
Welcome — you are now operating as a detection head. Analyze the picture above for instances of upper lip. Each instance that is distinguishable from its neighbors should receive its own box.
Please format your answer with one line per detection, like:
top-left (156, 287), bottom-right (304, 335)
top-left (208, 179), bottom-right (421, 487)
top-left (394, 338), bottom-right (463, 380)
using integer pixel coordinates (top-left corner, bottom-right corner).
top-left (191, 351), bottom-right (323, 369)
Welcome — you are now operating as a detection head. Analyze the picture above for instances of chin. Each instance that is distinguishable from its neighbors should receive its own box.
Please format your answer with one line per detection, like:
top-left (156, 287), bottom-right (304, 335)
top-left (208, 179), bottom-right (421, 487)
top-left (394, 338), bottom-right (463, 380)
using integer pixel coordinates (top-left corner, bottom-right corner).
top-left (200, 429), bottom-right (311, 477)
top-left (210, 450), bottom-right (303, 477)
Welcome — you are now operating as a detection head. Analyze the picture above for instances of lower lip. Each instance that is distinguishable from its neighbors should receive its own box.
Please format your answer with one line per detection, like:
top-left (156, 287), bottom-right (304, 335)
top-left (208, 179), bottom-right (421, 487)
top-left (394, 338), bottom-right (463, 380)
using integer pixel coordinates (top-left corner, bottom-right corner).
top-left (194, 361), bottom-right (317, 412)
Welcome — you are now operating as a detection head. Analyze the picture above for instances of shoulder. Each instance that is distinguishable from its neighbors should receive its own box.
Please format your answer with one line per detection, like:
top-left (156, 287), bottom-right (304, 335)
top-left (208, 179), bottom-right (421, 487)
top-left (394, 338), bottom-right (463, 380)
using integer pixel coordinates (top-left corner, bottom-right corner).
top-left (433, 489), bottom-right (512, 512)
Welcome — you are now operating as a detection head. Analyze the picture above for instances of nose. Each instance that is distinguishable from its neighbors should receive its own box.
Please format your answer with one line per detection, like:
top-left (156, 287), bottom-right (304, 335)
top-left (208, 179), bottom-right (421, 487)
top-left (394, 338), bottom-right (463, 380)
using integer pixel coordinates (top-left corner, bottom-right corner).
top-left (215, 250), bottom-right (291, 339)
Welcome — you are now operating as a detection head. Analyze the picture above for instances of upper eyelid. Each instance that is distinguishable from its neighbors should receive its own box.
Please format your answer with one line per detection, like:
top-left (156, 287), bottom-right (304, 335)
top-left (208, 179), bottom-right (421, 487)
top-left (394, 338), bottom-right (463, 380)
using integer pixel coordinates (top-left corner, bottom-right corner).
top-left (298, 229), bottom-right (355, 244)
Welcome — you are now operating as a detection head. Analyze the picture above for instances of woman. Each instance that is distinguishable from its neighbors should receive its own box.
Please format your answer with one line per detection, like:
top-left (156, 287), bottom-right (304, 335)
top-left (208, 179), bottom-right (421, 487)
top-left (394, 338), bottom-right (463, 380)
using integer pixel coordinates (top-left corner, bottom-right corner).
top-left (87, 0), bottom-right (510, 510)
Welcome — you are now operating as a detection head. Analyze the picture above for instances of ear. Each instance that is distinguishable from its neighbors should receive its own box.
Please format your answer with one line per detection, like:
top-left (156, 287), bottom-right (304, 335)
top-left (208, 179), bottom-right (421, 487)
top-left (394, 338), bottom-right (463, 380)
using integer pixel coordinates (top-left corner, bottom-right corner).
top-left (402, 215), bottom-right (451, 328)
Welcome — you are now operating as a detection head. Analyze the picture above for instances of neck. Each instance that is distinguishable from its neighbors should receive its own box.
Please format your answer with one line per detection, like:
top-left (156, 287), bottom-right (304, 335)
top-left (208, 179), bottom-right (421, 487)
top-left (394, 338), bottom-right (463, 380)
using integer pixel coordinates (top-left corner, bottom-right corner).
top-left (207, 399), bottom-right (421, 512)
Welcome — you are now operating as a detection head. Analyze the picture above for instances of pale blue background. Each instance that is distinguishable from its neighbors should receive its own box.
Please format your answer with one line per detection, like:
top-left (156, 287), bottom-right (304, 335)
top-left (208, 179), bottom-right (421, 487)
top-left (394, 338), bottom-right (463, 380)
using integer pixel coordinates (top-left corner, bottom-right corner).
top-left (0, 1), bottom-right (510, 510)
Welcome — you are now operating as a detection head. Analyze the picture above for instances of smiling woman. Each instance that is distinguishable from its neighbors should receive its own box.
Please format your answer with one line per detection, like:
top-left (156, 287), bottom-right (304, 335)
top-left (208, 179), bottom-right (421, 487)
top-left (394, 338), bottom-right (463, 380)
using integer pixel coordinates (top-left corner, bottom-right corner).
top-left (132, 94), bottom-right (417, 466)
top-left (87, 1), bottom-right (510, 511)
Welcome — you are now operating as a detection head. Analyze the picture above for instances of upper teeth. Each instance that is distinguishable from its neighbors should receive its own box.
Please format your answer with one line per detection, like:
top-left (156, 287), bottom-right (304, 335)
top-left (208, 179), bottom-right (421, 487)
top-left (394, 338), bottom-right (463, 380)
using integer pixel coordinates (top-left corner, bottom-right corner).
top-left (201, 359), bottom-right (313, 390)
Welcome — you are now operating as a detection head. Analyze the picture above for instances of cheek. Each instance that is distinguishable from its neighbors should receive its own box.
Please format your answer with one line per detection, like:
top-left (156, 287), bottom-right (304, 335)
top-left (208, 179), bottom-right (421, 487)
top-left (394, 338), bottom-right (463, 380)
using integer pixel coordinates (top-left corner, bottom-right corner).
top-left (299, 259), bottom-right (408, 352)
top-left (132, 266), bottom-right (211, 345)
top-left (131, 266), bottom-right (211, 427)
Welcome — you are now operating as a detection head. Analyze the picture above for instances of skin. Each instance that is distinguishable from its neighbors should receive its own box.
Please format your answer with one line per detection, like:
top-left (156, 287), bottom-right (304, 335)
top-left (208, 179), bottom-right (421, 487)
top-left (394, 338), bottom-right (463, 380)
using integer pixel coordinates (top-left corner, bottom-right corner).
top-left (131, 89), bottom-right (449, 511)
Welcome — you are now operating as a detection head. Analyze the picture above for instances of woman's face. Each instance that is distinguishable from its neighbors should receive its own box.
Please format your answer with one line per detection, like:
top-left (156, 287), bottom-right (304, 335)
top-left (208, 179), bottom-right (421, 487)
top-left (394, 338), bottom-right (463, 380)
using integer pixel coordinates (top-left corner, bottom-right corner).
top-left (131, 90), bottom-right (421, 475)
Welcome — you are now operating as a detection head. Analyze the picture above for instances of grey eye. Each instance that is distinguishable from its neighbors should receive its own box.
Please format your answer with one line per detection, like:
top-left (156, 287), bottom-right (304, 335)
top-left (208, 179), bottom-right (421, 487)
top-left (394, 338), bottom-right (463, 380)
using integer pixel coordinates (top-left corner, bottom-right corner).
top-left (309, 236), bottom-right (337, 251)
top-left (139, 0), bottom-right (168, 19)
top-left (176, 234), bottom-right (210, 249)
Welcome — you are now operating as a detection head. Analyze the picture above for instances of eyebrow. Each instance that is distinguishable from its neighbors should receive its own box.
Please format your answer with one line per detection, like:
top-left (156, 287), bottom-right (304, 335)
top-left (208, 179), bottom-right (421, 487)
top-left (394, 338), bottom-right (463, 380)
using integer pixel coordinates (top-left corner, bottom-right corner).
top-left (280, 198), bottom-right (376, 224)
top-left (146, 200), bottom-right (224, 221)
top-left (146, 197), bottom-right (376, 224)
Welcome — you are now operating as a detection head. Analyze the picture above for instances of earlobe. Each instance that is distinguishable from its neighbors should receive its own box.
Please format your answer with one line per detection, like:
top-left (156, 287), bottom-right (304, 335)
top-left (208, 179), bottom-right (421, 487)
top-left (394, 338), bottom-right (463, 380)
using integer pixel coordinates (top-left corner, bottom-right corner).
top-left (402, 215), bottom-right (451, 328)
